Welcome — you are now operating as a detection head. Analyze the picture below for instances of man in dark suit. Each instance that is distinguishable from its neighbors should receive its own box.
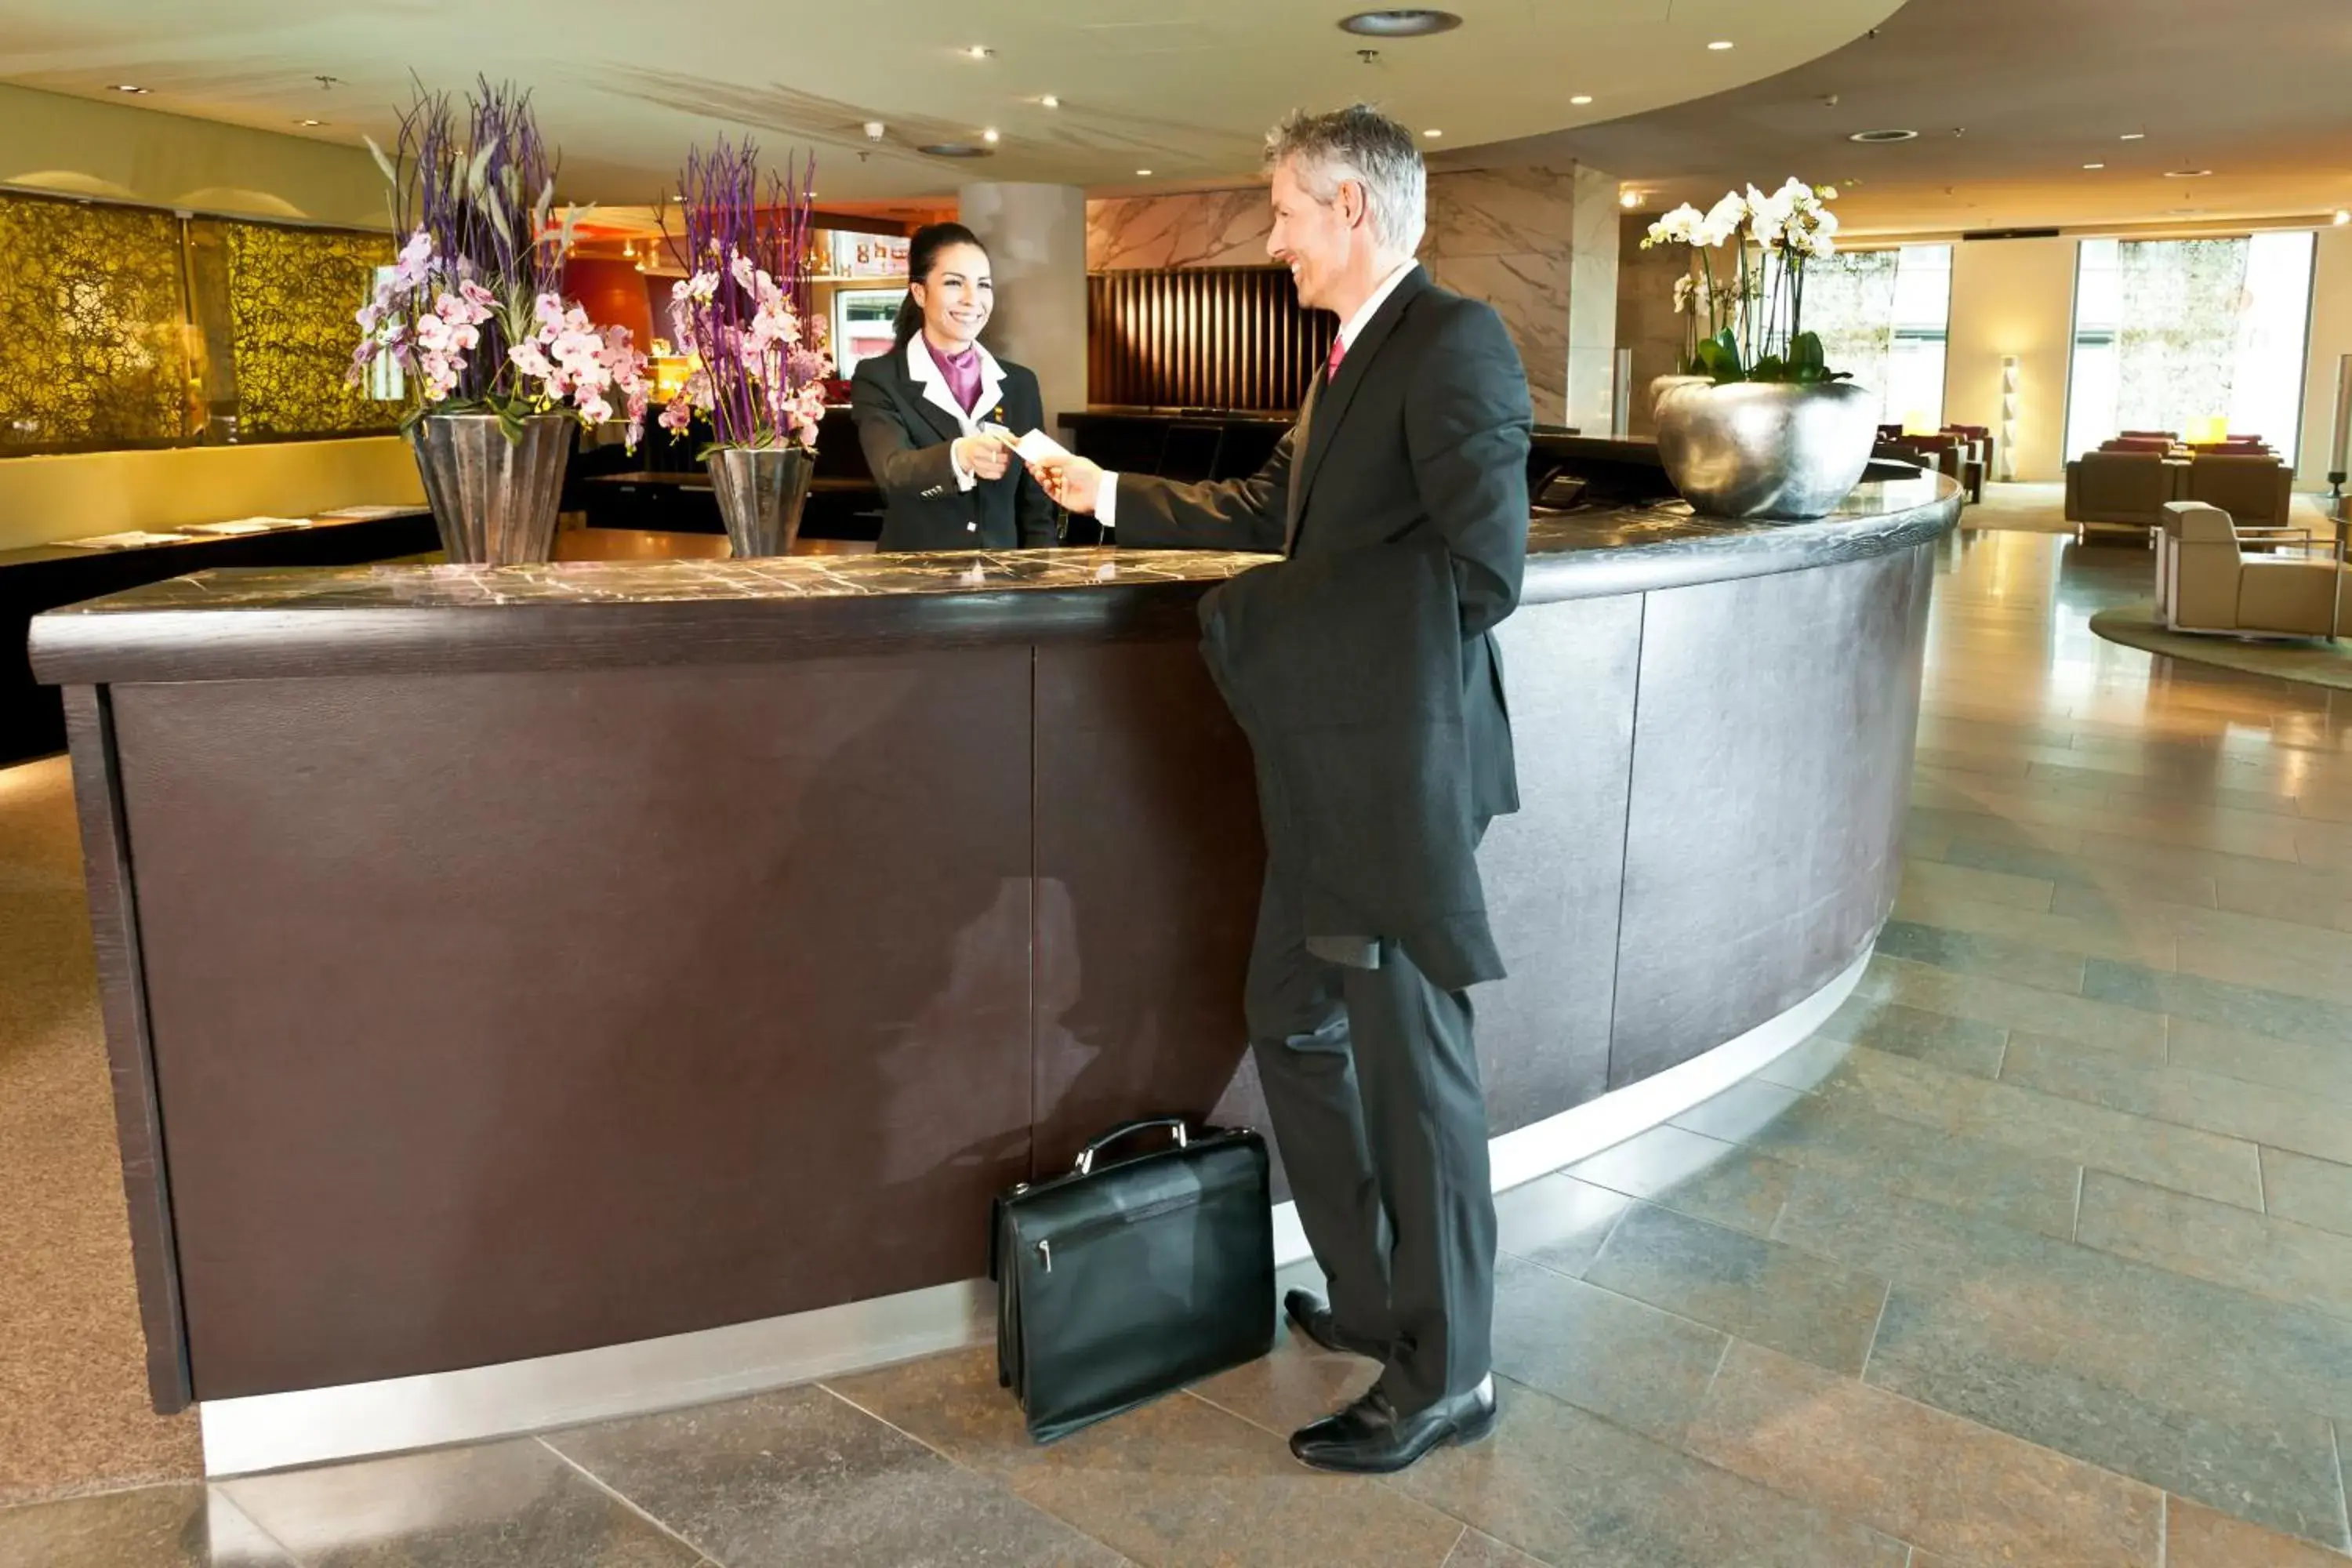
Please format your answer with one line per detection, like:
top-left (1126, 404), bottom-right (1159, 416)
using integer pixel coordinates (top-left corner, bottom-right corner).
top-left (1038, 103), bottom-right (1531, 1475)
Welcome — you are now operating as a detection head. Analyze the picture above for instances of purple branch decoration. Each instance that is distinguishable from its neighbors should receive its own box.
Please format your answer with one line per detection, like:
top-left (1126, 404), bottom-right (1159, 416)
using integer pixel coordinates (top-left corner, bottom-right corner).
top-left (659, 138), bottom-right (833, 452)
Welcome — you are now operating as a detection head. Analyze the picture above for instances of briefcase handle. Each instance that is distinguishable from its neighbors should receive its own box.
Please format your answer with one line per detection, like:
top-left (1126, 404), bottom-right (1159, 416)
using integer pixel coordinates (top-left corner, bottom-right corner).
top-left (1073, 1117), bottom-right (1191, 1175)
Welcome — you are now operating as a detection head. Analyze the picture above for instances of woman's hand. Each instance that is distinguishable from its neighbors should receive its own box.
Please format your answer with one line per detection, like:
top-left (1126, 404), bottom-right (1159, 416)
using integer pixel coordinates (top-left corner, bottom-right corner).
top-left (954, 434), bottom-right (1013, 482)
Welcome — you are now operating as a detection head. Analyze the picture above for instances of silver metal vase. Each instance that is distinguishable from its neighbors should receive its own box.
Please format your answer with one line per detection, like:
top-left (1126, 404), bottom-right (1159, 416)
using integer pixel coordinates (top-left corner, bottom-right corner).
top-left (707, 445), bottom-right (815, 558)
top-left (1653, 379), bottom-right (1878, 521)
top-left (407, 412), bottom-right (573, 565)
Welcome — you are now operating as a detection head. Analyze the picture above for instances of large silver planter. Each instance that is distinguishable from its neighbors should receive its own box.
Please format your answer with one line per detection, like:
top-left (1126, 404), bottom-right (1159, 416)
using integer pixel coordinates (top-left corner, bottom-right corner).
top-left (707, 445), bottom-right (815, 558)
top-left (407, 412), bottom-right (572, 565)
top-left (1654, 379), bottom-right (1878, 521)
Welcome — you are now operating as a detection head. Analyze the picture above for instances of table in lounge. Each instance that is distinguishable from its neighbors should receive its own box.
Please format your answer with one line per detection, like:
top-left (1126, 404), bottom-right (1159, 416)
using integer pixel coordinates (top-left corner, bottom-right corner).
top-left (31, 470), bottom-right (1960, 1462)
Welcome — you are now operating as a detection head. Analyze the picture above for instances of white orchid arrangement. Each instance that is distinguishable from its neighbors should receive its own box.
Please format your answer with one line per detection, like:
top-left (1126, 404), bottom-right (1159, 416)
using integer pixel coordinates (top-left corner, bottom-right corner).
top-left (1642, 177), bottom-right (1846, 385)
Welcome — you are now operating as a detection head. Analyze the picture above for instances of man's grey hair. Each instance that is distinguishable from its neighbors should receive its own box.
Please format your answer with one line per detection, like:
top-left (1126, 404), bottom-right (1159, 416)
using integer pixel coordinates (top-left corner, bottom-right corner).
top-left (1265, 103), bottom-right (1427, 256)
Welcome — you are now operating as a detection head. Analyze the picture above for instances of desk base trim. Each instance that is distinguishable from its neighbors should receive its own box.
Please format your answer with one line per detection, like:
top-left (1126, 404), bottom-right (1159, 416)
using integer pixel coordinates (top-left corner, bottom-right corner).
top-left (200, 946), bottom-right (1869, 1478)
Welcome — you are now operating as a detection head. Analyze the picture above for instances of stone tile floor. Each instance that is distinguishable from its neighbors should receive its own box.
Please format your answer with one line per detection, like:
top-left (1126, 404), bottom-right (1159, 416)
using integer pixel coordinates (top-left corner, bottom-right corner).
top-left (9, 508), bottom-right (2352, 1564)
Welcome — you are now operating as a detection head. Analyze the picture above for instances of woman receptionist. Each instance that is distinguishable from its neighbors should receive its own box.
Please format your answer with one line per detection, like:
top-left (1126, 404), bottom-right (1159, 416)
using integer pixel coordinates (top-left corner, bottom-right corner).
top-left (849, 223), bottom-right (1057, 551)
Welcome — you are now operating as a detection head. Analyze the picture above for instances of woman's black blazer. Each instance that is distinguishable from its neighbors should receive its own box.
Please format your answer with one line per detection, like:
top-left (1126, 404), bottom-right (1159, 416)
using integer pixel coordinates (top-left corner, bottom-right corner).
top-left (849, 346), bottom-right (1058, 551)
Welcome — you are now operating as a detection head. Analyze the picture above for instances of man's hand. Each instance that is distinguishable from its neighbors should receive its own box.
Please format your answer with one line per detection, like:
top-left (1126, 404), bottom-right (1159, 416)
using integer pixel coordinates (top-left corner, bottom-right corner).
top-left (1035, 456), bottom-right (1105, 515)
top-left (953, 434), bottom-right (1014, 482)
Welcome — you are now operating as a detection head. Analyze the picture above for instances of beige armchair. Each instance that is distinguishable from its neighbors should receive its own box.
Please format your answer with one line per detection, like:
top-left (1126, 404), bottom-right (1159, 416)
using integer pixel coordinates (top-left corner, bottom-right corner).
top-left (2184, 454), bottom-right (2295, 529)
top-left (2066, 451), bottom-right (2181, 528)
top-left (2157, 502), bottom-right (2348, 640)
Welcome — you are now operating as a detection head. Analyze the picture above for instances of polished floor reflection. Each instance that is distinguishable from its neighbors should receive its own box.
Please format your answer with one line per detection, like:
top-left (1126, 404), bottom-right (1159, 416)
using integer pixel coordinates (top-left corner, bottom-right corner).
top-left (9, 494), bottom-right (2352, 1565)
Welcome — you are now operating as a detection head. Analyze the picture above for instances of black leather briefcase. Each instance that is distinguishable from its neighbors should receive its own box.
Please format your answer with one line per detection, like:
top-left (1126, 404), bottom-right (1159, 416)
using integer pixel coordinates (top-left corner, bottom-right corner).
top-left (991, 1117), bottom-right (1275, 1443)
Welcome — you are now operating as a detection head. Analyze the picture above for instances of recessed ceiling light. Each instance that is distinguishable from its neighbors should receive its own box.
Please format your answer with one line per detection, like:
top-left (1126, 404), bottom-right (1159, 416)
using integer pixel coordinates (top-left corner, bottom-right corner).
top-left (1619, 189), bottom-right (1641, 209)
top-left (2120, 132), bottom-right (2146, 141)
top-left (1338, 9), bottom-right (1463, 36)
top-left (296, 118), bottom-right (325, 128)
top-left (109, 83), bottom-right (149, 94)
top-left (1422, 128), bottom-right (1442, 138)
top-left (1040, 94), bottom-right (1061, 108)
top-left (1570, 94), bottom-right (1593, 106)
top-left (2164, 168), bottom-right (2213, 178)
top-left (918, 142), bottom-right (993, 158)
top-left (2336, 210), bottom-right (2351, 226)
top-left (2082, 162), bottom-right (2104, 170)
top-left (982, 127), bottom-right (1000, 143)
top-left (962, 45), bottom-right (993, 59)
top-left (1135, 169), bottom-right (1153, 176)
top-left (1847, 128), bottom-right (1917, 143)
top-left (1707, 39), bottom-right (1734, 50)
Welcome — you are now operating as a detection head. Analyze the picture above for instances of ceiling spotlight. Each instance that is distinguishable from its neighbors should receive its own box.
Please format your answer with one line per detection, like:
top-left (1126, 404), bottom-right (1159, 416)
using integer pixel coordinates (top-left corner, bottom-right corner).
top-left (963, 45), bottom-right (993, 60)
top-left (296, 118), bottom-right (325, 128)
top-left (2082, 162), bottom-right (2104, 170)
top-left (1848, 128), bottom-right (1918, 143)
top-left (1707, 39), bottom-right (1734, 50)
top-left (1338, 9), bottom-right (1463, 36)
top-left (2336, 210), bottom-right (2351, 226)
top-left (110, 83), bottom-right (149, 94)
top-left (982, 127), bottom-right (1000, 143)
top-left (1040, 94), bottom-right (1061, 108)
top-left (1422, 128), bottom-right (1443, 138)
top-left (1619, 189), bottom-right (1641, 209)
top-left (1570, 93), bottom-right (1593, 106)
top-left (2164, 168), bottom-right (2214, 178)
top-left (1135, 168), bottom-right (1154, 176)
top-left (2120, 132), bottom-right (2146, 141)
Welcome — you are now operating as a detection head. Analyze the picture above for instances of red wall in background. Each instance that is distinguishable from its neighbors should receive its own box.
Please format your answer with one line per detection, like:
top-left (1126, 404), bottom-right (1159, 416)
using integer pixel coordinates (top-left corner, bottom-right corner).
top-left (566, 260), bottom-right (656, 348)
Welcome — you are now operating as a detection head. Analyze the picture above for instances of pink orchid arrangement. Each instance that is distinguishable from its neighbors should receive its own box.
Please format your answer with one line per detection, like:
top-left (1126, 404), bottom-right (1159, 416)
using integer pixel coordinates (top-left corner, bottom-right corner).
top-left (658, 139), bottom-right (831, 454)
top-left (348, 79), bottom-right (651, 448)
top-left (659, 252), bottom-right (833, 447)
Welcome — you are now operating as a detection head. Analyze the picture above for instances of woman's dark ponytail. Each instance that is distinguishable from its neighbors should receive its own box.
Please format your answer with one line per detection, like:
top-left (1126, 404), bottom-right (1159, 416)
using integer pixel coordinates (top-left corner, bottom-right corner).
top-left (891, 221), bottom-right (989, 350)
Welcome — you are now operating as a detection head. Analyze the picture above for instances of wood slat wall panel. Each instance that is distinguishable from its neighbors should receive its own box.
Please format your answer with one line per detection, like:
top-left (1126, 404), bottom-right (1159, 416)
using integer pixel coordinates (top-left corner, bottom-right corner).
top-left (1087, 267), bottom-right (1335, 412)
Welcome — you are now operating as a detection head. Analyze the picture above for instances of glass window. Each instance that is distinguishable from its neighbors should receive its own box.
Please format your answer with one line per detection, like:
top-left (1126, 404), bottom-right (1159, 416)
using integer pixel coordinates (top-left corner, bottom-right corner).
top-left (2064, 232), bottom-right (2316, 461)
top-left (1800, 245), bottom-right (1952, 428)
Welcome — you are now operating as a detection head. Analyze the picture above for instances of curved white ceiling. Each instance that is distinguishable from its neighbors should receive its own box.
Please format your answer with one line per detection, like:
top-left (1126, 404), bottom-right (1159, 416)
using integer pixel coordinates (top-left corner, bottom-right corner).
top-left (0, 0), bottom-right (1904, 203)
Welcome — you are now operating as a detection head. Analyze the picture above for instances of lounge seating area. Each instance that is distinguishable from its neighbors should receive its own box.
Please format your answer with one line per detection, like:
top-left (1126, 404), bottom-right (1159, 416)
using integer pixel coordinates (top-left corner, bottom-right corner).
top-left (1875, 424), bottom-right (1993, 503)
top-left (2154, 499), bottom-right (2350, 640)
top-left (2063, 430), bottom-right (2296, 532)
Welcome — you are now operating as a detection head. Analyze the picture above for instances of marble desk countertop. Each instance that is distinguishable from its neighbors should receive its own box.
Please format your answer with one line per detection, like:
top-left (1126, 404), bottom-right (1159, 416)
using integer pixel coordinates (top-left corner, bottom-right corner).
top-left (29, 474), bottom-right (1958, 686)
top-left (45, 472), bottom-right (1958, 618)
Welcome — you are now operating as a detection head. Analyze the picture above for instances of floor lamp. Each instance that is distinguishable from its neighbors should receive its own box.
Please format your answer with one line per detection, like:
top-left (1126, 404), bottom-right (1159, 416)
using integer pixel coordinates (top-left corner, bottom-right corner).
top-left (1999, 357), bottom-right (2020, 482)
top-left (2330, 352), bottom-right (2351, 524)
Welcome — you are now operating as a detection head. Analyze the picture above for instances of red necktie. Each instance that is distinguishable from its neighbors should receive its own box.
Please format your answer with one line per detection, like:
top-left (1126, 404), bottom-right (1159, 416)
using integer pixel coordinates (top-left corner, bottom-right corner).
top-left (1326, 335), bottom-right (1345, 381)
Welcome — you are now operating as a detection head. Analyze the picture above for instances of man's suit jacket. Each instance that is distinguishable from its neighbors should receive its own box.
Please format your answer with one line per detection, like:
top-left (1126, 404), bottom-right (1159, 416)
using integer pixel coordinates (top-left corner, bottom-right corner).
top-left (850, 347), bottom-right (1059, 552)
top-left (1114, 266), bottom-right (1534, 989)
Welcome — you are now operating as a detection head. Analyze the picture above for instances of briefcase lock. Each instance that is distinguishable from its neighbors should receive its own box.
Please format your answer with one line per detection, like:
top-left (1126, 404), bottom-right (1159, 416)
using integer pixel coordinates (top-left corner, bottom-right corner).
top-left (1073, 1116), bottom-right (1190, 1176)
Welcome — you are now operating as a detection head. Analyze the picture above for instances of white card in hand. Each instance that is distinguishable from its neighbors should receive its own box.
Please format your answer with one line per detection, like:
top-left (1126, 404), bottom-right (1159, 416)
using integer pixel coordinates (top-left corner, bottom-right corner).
top-left (1013, 428), bottom-right (1073, 466)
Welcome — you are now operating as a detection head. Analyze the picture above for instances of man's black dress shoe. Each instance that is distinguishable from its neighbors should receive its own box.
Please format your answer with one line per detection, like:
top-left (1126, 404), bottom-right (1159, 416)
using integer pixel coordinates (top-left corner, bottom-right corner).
top-left (1282, 1288), bottom-right (1392, 1361)
top-left (1290, 1374), bottom-right (1498, 1475)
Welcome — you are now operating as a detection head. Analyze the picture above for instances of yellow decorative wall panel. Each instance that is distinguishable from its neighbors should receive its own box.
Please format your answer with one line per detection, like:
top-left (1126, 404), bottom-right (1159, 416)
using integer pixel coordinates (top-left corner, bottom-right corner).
top-left (218, 220), bottom-right (396, 439)
top-left (0, 195), bottom-right (192, 451)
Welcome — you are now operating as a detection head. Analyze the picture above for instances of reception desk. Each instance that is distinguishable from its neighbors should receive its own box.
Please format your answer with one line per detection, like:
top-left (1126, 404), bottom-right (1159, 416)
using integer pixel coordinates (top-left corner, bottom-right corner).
top-left (31, 470), bottom-right (1958, 1439)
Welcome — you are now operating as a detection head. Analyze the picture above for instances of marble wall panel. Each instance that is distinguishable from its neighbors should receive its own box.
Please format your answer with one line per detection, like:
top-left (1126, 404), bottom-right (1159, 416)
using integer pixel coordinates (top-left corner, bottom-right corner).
top-left (1087, 189), bottom-right (1271, 270)
top-left (1087, 164), bottom-right (1621, 428)
top-left (1425, 167), bottom-right (1581, 260)
top-left (1424, 249), bottom-right (1571, 425)
top-left (1617, 212), bottom-right (1695, 438)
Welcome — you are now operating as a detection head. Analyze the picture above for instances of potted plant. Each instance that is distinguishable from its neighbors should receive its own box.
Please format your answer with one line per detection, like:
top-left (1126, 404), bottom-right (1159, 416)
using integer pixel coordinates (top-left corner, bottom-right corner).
top-left (349, 80), bottom-right (650, 565)
top-left (1639, 179), bottom-right (1875, 520)
top-left (657, 140), bottom-right (833, 558)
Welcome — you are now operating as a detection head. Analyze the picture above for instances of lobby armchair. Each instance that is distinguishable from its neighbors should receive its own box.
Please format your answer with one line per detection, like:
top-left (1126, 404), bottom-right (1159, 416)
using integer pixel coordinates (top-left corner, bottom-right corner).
top-left (2158, 502), bottom-right (2348, 640)
top-left (2065, 450), bottom-right (2180, 528)
top-left (2185, 453), bottom-right (2294, 529)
